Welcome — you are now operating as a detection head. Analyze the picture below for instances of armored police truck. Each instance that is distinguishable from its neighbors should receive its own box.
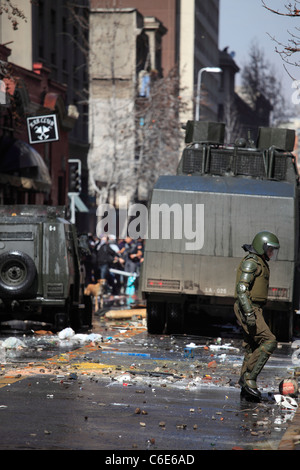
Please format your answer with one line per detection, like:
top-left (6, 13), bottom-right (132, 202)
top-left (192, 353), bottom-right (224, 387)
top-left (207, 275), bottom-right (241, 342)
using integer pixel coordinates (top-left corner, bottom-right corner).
top-left (0, 205), bottom-right (92, 331)
top-left (140, 121), bottom-right (300, 341)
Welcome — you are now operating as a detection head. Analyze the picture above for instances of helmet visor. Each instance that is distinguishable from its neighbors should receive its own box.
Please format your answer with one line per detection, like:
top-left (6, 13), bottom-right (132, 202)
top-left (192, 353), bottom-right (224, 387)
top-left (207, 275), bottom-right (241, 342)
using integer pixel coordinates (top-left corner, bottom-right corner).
top-left (265, 245), bottom-right (279, 261)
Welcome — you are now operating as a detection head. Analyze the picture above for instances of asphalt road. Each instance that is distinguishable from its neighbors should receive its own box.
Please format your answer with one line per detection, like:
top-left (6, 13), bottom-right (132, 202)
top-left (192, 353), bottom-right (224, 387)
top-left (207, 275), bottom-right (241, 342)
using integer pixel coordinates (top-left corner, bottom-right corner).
top-left (0, 311), bottom-right (299, 454)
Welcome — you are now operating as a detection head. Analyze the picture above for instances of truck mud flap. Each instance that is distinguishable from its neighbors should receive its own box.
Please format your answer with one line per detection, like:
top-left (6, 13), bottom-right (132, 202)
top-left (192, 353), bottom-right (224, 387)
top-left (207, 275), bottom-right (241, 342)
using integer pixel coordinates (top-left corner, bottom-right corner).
top-left (166, 302), bottom-right (184, 334)
top-left (147, 301), bottom-right (166, 334)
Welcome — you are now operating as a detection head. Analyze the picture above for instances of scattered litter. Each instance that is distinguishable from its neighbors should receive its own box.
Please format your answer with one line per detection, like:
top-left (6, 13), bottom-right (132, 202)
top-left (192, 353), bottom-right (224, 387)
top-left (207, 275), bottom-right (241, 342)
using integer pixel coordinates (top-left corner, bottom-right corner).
top-left (1, 316), bottom-right (299, 449)
top-left (114, 373), bottom-right (132, 383)
top-left (35, 330), bottom-right (53, 336)
top-left (208, 343), bottom-right (239, 352)
top-left (291, 340), bottom-right (300, 364)
top-left (184, 342), bottom-right (199, 357)
top-left (185, 342), bottom-right (198, 349)
top-left (57, 328), bottom-right (102, 345)
top-left (72, 333), bottom-right (103, 345)
top-left (184, 347), bottom-right (194, 358)
top-left (279, 378), bottom-right (298, 397)
top-left (68, 373), bottom-right (78, 380)
top-left (292, 349), bottom-right (300, 365)
top-left (58, 327), bottom-right (75, 340)
top-left (2, 337), bottom-right (26, 349)
top-left (274, 394), bottom-right (298, 411)
top-left (208, 360), bottom-right (217, 368)
top-left (176, 423), bottom-right (187, 429)
top-left (274, 413), bottom-right (295, 425)
top-left (105, 309), bottom-right (146, 319)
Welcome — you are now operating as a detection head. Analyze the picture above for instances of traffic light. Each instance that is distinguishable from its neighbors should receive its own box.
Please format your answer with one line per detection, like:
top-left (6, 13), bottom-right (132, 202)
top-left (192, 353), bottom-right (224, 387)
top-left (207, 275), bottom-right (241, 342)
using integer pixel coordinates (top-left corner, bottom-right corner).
top-left (68, 159), bottom-right (81, 194)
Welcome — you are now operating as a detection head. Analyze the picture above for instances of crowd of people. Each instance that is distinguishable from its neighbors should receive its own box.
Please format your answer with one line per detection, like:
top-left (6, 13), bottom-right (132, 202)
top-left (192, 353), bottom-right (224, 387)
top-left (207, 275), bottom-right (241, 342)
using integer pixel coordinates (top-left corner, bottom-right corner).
top-left (82, 234), bottom-right (144, 296)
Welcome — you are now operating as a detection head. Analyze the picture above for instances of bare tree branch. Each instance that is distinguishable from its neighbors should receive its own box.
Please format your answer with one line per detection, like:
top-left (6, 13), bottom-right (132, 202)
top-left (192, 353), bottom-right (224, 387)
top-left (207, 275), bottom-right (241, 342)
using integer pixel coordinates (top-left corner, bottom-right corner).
top-left (0, 0), bottom-right (27, 31)
top-left (262, 0), bottom-right (300, 16)
top-left (262, 0), bottom-right (300, 71)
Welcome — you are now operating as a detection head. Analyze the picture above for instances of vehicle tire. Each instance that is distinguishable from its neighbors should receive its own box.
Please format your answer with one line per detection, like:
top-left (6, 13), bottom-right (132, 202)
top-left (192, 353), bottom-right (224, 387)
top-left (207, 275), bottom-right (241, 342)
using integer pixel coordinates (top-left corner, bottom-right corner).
top-left (166, 302), bottom-right (184, 334)
top-left (0, 251), bottom-right (36, 297)
top-left (147, 301), bottom-right (166, 334)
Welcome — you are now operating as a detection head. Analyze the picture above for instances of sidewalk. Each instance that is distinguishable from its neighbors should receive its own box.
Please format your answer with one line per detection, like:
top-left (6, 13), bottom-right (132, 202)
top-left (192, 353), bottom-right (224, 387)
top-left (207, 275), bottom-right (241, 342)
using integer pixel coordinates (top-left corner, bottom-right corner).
top-left (279, 406), bottom-right (300, 450)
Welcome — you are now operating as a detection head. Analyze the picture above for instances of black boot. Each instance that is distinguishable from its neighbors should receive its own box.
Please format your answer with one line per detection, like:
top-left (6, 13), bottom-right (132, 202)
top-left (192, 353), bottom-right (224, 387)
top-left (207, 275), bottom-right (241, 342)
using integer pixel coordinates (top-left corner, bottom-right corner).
top-left (239, 373), bottom-right (261, 401)
top-left (239, 340), bottom-right (277, 402)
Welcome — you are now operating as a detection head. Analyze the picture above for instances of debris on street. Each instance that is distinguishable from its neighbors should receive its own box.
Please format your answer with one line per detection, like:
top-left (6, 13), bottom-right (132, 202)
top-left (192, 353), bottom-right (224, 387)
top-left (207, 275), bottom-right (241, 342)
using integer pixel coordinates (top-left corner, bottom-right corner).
top-left (0, 310), bottom-right (300, 450)
top-left (274, 395), bottom-right (298, 411)
top-left (105, 309), bottom-right (146, 319)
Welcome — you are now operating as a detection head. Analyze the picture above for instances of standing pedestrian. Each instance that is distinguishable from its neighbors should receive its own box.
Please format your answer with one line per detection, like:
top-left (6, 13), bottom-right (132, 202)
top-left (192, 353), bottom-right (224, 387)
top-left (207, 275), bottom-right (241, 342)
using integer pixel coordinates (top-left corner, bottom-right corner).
top-left (84, 234), bottom-right (97, 286)
top-left (121, 236), bottom-right (137, 274)
top-left (96, 236), bottom-right (115, 282)
top-left (234, 231), bottom-right (280, 401)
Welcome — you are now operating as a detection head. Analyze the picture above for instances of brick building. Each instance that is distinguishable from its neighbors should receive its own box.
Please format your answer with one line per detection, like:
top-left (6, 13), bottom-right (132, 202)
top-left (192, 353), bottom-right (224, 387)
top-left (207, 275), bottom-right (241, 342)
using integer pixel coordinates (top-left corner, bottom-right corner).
top-left (0, 44), bottom-right (77, 206)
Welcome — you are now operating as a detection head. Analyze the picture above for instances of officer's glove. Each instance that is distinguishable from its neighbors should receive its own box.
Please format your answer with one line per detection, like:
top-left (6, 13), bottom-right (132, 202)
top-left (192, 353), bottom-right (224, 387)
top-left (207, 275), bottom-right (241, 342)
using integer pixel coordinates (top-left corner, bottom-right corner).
top-left (244, 311), bottom-right (256, 327)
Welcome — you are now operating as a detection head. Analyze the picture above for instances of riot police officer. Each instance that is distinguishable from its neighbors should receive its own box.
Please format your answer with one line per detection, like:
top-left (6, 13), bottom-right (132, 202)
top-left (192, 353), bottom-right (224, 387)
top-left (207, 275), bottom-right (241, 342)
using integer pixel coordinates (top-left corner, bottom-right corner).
top-left (234, 231), bottom-right (280, 401)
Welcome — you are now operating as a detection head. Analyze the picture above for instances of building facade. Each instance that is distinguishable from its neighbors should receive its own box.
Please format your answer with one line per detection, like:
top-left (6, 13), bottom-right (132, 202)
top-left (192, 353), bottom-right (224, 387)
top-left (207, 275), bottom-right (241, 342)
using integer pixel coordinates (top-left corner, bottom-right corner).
top-left (0, 0), bottom-right (90, 229)
top-left (88, 0), bottom-right (221, 211)
top-left (114, 0), bottom-right (220, 121)
top-left (0, 44), bottom-right (76, 207)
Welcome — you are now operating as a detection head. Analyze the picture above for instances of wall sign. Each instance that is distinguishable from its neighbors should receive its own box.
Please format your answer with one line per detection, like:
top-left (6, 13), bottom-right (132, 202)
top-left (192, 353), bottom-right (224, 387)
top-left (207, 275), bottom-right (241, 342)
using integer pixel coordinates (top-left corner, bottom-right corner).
top-left (27, 114), bottom-right (59, 144)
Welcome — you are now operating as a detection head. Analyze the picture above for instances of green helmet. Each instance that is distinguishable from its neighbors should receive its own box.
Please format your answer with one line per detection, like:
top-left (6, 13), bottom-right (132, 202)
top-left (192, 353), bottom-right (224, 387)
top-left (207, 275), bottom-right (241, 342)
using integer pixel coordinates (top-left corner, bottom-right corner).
top-left (252, 231), bottom-right (280, 260)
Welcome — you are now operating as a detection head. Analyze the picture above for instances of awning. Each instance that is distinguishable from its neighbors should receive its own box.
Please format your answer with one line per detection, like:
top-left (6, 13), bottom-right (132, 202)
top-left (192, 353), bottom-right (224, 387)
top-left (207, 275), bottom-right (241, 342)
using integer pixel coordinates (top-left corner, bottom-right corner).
top-left (0, 172), bottom-right (51, 192)
top-left (0, 137), bottom-right (52, 192)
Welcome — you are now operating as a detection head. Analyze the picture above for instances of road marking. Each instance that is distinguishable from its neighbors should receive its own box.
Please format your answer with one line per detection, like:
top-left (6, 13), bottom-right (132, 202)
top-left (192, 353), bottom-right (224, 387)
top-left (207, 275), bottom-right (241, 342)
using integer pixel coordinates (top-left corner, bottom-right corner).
top-left (0, 376), bottom-right (24, 388)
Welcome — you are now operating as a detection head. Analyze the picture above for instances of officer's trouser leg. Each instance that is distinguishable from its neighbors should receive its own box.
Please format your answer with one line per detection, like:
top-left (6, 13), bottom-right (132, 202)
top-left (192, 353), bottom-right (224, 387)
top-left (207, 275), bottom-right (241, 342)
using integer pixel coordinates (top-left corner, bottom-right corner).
top-left (243, 340), bottom-right (277, 389)
top-left (234, 302), bottom-right (277, 399)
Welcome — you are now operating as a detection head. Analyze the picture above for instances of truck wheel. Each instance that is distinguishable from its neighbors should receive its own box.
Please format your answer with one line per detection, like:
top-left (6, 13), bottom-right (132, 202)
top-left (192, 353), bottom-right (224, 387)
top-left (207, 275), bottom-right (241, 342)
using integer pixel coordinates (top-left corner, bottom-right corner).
top-left (166, 302), bottom-right (184, 334)
top-left (0, 251), bottom-right (36, 297)
top-left (147, 301), bottom-right (166, 334)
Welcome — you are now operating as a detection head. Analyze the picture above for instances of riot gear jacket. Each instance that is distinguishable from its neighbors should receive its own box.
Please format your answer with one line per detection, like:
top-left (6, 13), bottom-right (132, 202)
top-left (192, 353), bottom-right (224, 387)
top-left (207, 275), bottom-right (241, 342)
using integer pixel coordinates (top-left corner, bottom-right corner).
top-left (235, 253), bottom-right (270, 314)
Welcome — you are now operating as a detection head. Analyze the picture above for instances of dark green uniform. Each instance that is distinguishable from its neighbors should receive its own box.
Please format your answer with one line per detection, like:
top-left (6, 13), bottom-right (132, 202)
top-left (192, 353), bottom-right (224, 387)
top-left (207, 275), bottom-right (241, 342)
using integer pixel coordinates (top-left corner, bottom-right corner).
top-left (234, 231), bottom-right (279, 401)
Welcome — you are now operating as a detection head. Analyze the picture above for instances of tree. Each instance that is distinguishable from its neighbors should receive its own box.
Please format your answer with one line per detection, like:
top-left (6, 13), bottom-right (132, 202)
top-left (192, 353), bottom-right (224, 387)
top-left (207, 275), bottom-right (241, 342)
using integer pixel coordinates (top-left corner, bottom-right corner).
top-left (241, 41), bottom-right (289, 124)
top-left (262, 1), bottom-right (300, 72)
top-left (134, 67), bottom-right (186, 201)
top-left (222, 96), bottom-right (241, 144)
top-left (0, 1), bottom-right (27, 30)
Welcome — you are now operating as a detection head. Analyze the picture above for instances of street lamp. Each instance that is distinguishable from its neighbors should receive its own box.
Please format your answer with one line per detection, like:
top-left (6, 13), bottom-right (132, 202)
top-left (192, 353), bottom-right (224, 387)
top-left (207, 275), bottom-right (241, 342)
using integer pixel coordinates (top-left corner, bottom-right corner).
top-left (195, 67), bottom-right (222, 121)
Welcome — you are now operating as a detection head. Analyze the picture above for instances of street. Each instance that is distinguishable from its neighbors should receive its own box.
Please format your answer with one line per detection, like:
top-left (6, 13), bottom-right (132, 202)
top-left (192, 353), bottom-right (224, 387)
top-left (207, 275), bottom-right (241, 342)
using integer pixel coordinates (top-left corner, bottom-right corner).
top-left (0, 304), bottom-right (299, 453)
top-left (1, 2), bottom-right (299, 460)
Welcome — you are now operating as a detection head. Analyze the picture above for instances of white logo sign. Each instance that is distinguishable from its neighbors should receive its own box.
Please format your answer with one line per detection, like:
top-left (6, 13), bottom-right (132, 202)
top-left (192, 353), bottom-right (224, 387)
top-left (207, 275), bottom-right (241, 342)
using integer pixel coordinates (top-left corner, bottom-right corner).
top-left (27, 114), bottom-right (59, 144)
